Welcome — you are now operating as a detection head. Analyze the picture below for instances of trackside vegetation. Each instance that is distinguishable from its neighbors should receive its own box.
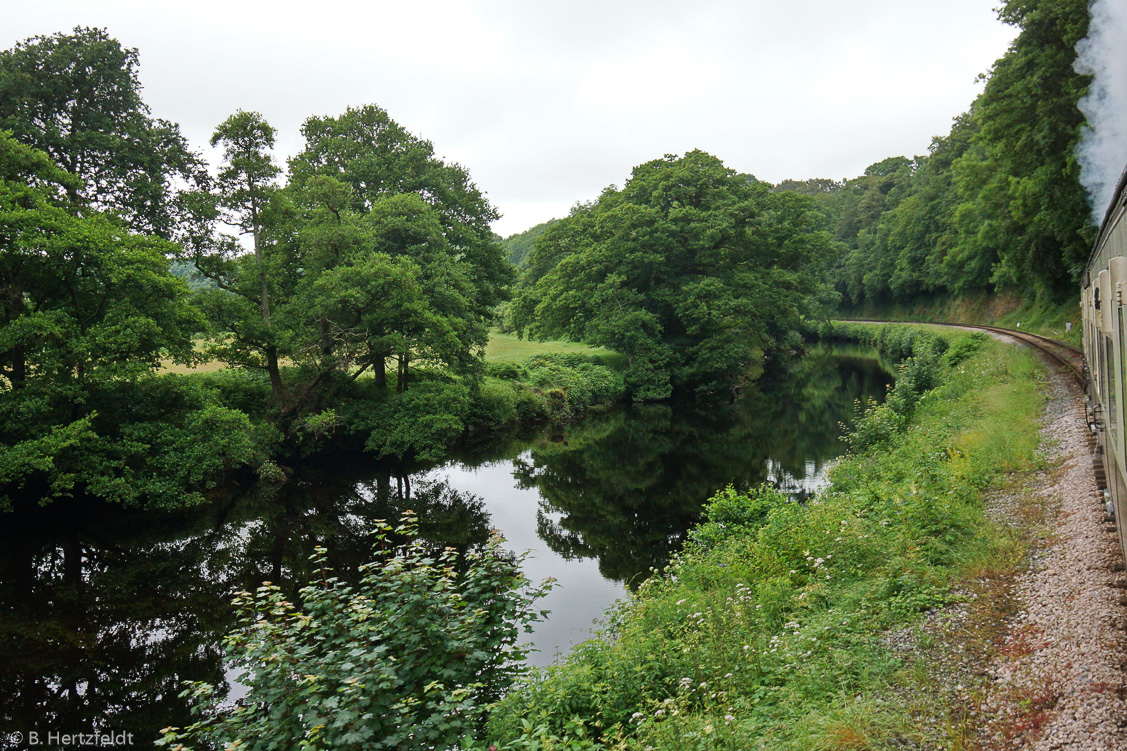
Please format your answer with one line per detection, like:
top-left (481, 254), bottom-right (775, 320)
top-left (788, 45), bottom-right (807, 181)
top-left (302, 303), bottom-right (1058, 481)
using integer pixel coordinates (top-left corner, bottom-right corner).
top-left (474, 326), bottom-right (1042, 749)
top-left (153, 325), bottom-right (1045, 749)
top-left (158, 515), bottom-right (552, 750)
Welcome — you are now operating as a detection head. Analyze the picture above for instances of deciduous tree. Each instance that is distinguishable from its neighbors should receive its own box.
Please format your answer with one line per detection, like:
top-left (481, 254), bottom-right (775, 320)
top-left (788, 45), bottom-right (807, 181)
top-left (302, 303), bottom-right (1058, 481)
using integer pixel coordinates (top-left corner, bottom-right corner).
top-left (0, 27), bottom-right (203, 237)
top-left (516, 151), bottom-right (837, 399)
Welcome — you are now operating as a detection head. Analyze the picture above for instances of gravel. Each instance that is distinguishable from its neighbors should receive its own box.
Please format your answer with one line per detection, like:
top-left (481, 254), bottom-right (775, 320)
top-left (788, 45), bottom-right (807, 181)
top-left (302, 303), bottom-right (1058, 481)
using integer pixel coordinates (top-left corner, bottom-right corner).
top-left (878, 340), bottom-right (1127, 749)
top-left (978, 356), bottom-right (1127, 750)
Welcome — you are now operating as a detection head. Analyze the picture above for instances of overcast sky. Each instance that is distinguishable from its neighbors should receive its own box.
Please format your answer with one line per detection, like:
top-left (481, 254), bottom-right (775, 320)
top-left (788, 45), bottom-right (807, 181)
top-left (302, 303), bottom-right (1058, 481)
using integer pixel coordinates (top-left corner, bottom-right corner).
top-left (7, 1), bottom-right (1017, 237)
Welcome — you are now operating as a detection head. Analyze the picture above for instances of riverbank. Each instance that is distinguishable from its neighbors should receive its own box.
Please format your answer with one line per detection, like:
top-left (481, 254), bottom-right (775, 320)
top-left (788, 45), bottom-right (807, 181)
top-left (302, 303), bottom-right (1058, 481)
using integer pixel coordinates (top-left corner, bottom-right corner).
top-left (482, 325), bottom-right (1077, 749)
top-left (838, 292), bottom-right (1081, 348)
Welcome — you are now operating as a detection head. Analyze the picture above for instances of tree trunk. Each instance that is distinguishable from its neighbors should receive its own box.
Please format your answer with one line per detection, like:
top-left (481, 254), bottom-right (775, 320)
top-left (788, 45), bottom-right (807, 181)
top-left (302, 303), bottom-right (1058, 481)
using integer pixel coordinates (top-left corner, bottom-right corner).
top-left (320, 317), bottom-right (331, 357)
top-left (266, 346), bottom-right (287, 402)
top-left (7, 293), bottom-right (26, 389)
top-left (396, 353), bottom-right (410, 393)
top-left (373, 356), bottom-right (387, 388)
top-left (10, 344), bottom-right (26, 389)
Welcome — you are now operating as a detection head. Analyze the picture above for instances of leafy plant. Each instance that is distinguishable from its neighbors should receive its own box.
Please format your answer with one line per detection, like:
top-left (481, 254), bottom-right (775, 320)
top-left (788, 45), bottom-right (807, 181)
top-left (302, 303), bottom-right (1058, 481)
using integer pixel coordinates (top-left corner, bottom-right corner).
top-left (158, 513), bottom-right (552, 750)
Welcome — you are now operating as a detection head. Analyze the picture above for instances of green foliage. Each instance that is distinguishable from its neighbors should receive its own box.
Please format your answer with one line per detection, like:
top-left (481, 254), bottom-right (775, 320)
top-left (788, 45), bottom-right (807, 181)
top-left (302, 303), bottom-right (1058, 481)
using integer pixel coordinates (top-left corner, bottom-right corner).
top-left (289, 104), bottom-right (513, 317)
top-left (823, 0), bottom-right (1095, 307)
top-left (510, 346), bottom-right (893, 586)
top-left (486, 334), bottom-right (1044, 749)
top-left (359, 381), bottom-right (472, 462)
top-left (963, 0), bottom-right (1094, 298)
top-left (158, 515), bottom-right (552, 751)
top-left (0, 27), bottom-right (203, 237)
top-left (190, 105), bottom-right (505, 441)
top-left (0, 132), bottom-right (262, 507)
top-left (468, 354), bottom-right (625, 431)
top-left (943, 331), bottom-right (990, 367)
top-left (515, 151), bottom-right (838, 399)
top-left (822, 324), bottom-right (949, 451)
top-left (486, 360), bottom-right (528, 380)
top-left (467, 380), bottom-right (521, 428)
top-left (685, 485), bottom-right (786, 552)
top-left (522, 355), bottom-right (625, 413)
top-left (502, 219), bottom-right (562, 269)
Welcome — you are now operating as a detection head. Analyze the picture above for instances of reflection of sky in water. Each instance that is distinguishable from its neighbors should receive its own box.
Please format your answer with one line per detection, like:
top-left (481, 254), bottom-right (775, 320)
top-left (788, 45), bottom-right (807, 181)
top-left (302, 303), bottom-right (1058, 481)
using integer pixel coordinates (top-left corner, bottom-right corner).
top-left (766, 457), bottom-right (833, 498)
top-left (435, 459), bottom-right (625, 667)
top-left (433, 452), bottom-right (838, 665)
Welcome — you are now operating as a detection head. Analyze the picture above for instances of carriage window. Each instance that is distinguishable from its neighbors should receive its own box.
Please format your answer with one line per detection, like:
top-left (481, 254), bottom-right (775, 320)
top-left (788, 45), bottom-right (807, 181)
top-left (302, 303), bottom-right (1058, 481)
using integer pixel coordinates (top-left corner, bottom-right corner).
top-left (1098, 331), bottom-right (1106, 400)
top-left (1108, 334), bottom-right (1118, 449)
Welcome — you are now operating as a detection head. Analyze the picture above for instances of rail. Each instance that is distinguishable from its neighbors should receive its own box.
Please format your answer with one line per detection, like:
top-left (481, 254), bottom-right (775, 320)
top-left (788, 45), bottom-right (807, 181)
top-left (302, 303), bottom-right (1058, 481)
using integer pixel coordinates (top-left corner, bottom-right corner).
top-left (838, 319), bottom-right (1085, 388)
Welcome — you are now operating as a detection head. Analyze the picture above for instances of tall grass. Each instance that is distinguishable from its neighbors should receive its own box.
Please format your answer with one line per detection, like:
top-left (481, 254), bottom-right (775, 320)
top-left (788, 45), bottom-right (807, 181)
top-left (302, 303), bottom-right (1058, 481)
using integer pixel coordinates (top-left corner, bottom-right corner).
top-left (481, 329), bottom-right (1044, 750)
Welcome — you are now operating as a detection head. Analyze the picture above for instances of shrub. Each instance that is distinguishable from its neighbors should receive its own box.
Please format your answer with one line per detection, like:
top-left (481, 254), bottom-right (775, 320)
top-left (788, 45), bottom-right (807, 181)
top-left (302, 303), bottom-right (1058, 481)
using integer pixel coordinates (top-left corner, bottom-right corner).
top-left (687, 485), bottom-right (788, 552)
top-left (486, 360), bottom-right (528, 380)
top-left (522, 355), bottom-right (625, 413)
top-left (837, 324), bottom-right (947, 451)
top-left (467, 380), bottom-right (520, 428)
top-left (348, 381), bottom-right (472, 462)
top-left (943, 331), bottom-right (990, 367)
top-left (158, 515), bottom-right (551, 751)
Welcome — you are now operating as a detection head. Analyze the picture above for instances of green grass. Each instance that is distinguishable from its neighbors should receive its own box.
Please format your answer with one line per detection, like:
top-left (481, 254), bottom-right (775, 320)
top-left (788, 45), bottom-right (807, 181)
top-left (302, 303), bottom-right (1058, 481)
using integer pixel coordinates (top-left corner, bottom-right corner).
top-left (840, 291), bottom-right (1081, 347)
top-left (484, 330), bottom-right (624, 367)
top-left (162, 331), bottom-right (619, 374)
top-left (483, 328), bottom-right (1046, 750)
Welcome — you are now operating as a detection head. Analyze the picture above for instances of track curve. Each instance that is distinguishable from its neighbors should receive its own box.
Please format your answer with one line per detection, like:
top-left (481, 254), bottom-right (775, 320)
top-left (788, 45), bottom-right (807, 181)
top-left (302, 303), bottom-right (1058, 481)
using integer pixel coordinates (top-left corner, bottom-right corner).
top-left (838, 319), bottom-right (1085, 388)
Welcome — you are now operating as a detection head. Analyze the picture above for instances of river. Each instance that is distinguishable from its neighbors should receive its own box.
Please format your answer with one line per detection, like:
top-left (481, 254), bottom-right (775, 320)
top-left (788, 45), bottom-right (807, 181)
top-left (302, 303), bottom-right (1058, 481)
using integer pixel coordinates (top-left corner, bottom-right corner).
top-left (0, 344), bottom-right (891, 743)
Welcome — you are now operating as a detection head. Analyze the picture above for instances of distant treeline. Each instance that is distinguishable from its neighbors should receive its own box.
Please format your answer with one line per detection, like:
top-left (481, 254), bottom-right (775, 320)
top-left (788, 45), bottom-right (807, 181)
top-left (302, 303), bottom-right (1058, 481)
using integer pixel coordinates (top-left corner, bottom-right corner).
top-left (789, 0), bottom-right (1094, 305)
top-left (504, 0), bottom-right (1096, 308)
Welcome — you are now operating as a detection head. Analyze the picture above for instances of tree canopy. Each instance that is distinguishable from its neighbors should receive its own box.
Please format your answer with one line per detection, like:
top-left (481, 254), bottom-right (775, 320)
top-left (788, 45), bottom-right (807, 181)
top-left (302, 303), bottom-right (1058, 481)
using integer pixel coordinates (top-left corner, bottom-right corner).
top-left (186, 106), bottom-right (505, 459)
top-left (0, 132), bottom-right (260, 507)
top-left (0, 27), bottom-right (203, 238)
top-left (801, 0), bottom-right (1096, 306)
top-left (515, 151), bottom-right (838, 399)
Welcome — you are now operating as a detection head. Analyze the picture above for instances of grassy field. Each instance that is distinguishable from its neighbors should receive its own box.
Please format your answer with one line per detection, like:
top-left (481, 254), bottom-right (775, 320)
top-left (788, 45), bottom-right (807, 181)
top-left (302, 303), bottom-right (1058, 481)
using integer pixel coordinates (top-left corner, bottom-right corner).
top-left (162, 331), bottom-right (616, 374)
top-left (483, 331), bottom-right (621, 365)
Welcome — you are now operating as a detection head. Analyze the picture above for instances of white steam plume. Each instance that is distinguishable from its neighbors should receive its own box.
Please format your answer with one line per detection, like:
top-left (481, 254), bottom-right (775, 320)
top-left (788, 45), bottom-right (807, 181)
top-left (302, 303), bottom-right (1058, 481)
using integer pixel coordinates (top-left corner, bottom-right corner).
top-left (1074, 0), bottom-right (1127, 224)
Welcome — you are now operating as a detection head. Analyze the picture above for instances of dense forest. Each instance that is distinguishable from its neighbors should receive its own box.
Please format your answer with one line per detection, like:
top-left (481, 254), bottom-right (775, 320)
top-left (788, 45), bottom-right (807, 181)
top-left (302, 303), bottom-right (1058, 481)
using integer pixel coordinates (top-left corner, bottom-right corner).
top-left (782, 0), bottom-right (1095, 306)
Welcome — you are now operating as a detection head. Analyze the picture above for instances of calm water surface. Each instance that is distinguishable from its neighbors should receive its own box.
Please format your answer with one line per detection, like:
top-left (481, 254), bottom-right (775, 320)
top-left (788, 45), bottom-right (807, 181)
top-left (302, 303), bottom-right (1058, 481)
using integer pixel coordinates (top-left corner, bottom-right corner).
top-left (0, 345), bottom-right (891, 743)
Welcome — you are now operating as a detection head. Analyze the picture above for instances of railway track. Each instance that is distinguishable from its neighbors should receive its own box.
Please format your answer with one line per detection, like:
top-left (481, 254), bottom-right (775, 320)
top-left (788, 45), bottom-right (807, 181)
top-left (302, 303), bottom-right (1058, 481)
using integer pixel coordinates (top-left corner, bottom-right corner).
top-left (841, 319), bottom-right (1102, 491)
top-left (839, 319), bottom-right (1085, 388)
top-left (942, 323), bottom-right (1086, 389)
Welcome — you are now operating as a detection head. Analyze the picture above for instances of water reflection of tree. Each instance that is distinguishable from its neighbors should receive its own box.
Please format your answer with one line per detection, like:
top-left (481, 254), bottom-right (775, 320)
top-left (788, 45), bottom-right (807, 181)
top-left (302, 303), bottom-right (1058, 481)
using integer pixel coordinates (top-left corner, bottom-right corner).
top-left (515, 348), bottom-right (892, 586)
top-left (0, 347), bottom-right (889, 738)
top-left (0, 463), bottom-right (490, 744)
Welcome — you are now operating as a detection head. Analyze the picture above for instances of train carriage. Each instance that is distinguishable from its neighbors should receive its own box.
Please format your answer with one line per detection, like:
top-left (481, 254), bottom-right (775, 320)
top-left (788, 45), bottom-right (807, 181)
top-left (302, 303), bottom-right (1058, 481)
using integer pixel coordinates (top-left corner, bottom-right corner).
top-left (1083, 166), bottom-right (1127, 564)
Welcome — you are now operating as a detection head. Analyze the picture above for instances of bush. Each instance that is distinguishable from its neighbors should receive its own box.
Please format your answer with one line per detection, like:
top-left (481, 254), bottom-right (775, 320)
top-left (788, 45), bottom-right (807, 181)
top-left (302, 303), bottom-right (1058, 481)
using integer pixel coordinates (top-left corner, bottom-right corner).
top-left (943, 331), bottom-right (990, 367)
top-left (686, 485), bottom-right (788, 552)
top-left (522, 355), bottom-right (625, 413)
top-left (467, 380), bottom-right (520, 428)
top-left (347, 381), bottom-right (472, 462)
top-left (834, 324), bottom-right (948, 451)
top-left (486, 360), bottom-right (528, 380)
top-left (158, 515), bottom-right (552, 751)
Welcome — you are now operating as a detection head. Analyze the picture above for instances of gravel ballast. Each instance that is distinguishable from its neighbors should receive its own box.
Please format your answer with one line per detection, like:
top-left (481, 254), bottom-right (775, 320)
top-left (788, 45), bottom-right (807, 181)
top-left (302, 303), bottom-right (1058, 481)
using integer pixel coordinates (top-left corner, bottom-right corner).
top-left (980, 352), bottom-right (1127, 749)
top-left (942, 339), bottom-right (1127, 750)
